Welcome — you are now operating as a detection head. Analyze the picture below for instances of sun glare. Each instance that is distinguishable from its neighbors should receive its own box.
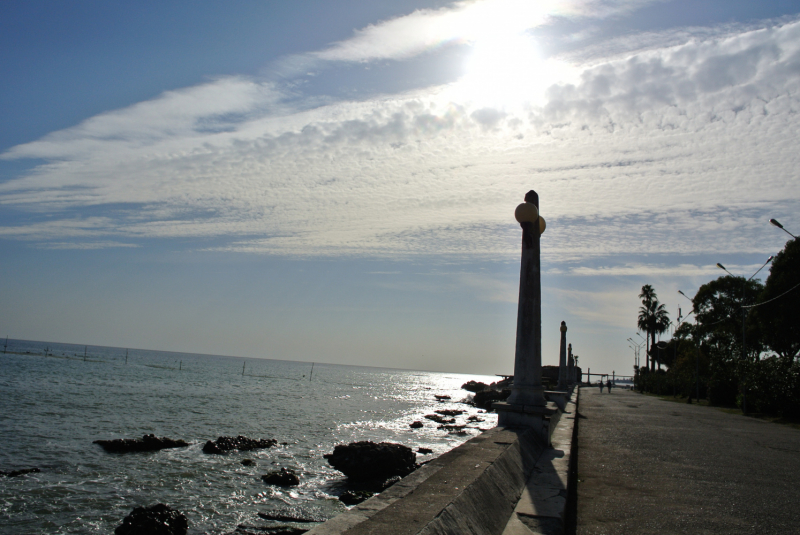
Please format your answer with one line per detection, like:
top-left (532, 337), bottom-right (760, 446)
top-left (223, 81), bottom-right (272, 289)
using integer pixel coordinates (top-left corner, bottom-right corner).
top-left (458, 32), bottom-right (571, 110)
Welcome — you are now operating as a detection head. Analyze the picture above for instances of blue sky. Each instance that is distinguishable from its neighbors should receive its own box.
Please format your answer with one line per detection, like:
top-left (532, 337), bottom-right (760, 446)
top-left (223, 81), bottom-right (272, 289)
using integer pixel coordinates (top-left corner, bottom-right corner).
top-left (2, 0), bottom-right (799, 375)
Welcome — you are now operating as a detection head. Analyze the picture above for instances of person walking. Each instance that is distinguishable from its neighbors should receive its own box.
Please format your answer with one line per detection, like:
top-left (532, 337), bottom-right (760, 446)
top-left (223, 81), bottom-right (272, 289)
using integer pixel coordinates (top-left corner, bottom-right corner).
top-left (599, 380), bottom-right (604, 393)
top-left (607, 379), bottom-right (613, 393)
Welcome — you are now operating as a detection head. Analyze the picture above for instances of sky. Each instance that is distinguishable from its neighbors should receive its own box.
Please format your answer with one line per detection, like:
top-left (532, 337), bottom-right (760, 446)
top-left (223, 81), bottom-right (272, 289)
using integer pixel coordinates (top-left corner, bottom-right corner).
top-left (1, 0), bottom-right (799, 376)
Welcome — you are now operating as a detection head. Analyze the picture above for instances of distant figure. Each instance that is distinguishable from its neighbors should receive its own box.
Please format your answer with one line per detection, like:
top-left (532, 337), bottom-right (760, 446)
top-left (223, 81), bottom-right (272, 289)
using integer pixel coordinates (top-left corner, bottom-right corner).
top-left (607, 379), bottom-right (613, 393)
top-left (599, 380), bottom-right (604, 393)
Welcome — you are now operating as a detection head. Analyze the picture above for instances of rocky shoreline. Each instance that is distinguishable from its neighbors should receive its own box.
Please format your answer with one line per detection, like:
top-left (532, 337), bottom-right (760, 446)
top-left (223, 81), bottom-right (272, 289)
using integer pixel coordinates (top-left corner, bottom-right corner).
top-left (5, 383), bottom-right (497, 535)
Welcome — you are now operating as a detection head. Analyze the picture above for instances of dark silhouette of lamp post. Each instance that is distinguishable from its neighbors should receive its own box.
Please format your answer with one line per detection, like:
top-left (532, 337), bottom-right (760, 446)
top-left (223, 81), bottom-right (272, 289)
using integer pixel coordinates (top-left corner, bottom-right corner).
top-left (635, 332), bottom-right (646, 369)
top-left (769, 218), bottom-right (797, 239)
top-left (716, 256), bottom-right (774, 413)
top-left (628, 337), bottom-right (644, 371)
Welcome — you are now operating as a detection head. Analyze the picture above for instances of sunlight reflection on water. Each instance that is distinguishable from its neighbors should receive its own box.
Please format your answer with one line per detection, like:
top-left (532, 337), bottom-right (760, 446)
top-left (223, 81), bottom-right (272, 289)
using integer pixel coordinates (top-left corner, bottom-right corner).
top-left (0, 340), bottom-right (498, 534)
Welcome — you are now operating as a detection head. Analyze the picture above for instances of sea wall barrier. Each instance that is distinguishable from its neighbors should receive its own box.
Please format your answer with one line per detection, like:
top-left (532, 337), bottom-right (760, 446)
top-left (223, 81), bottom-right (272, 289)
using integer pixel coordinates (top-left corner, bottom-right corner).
top-left (308, 386), bottom-right (578, 535)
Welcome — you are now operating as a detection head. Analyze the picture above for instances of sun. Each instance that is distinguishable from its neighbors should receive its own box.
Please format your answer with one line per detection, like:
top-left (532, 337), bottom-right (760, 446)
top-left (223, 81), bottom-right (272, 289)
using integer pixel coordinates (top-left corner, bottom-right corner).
top-left (457, 32), bottom-right (572, 110)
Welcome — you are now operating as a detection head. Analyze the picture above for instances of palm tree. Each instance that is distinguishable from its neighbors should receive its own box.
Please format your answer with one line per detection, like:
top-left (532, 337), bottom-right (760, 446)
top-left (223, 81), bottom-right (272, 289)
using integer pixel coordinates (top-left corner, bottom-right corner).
top-left (637, 285), bottom-right (671, 371)
top-left (638, 285), bottom-right (656, 371)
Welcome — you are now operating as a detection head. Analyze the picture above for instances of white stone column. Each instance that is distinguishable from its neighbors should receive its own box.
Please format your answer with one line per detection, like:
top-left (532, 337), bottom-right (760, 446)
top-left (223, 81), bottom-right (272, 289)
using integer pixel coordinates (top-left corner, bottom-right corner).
top-left (505, 190), bottom-right (547, 408)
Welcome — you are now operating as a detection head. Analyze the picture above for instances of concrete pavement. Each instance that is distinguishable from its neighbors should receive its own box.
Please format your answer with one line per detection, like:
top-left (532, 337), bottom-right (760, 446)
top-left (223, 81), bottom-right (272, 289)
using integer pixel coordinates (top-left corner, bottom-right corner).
top-left (575, 387), bottom-right (800, 534)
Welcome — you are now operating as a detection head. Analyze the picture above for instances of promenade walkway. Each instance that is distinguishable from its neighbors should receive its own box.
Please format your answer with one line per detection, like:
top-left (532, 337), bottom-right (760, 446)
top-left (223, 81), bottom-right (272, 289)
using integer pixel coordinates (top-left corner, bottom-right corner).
top-left (575, 387), bottom-right (800, 534)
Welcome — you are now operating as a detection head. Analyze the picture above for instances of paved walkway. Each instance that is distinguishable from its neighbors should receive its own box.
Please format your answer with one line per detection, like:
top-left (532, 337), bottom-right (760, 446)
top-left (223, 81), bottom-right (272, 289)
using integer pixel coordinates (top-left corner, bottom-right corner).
top-left (575, 387), bottom-right (800, 534)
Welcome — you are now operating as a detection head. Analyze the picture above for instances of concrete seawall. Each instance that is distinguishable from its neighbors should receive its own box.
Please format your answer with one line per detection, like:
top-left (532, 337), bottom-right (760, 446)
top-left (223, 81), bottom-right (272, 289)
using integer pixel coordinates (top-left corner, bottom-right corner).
top-left (309, 387), bottom-right (578, 535)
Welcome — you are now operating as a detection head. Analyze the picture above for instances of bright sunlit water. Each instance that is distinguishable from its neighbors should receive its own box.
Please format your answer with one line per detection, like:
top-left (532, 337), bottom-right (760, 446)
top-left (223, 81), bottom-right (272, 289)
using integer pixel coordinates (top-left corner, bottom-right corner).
top-left (0, 339), bottom-right (498, 534)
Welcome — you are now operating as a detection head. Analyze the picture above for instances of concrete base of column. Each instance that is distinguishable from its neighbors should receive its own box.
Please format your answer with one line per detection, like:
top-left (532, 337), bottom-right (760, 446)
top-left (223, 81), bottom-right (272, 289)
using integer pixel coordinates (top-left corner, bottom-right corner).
top-left (494, 401), bottom-right (561, 446)
top-left (507, 383), bottom-right (547, 407)
top-left (544, 390), bottom-right (568, 411)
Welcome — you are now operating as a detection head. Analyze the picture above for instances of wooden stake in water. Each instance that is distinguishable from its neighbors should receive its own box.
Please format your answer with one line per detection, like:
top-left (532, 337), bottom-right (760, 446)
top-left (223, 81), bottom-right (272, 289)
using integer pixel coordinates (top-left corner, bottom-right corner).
top-left (84, 346), bottom-right (87, 362)
top-left (242, 361), bottom-right (246, 376)
top-left (179, 361), bottom-right (182, 371)
top-left (309, 362), bottom-right (314, 382)
top-left (125, 349), bottom-right (128, 365)
top-left (3, 336), bottom-right (8, 354)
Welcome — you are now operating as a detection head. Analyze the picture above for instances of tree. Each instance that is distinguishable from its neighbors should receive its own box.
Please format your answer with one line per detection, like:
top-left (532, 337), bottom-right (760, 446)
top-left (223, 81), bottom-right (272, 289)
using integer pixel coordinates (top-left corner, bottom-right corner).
top-left (754, 238), bottom-right (800, 361)
top-left (637, 285), bottom-right (670, 372)
top-left (692, 275), bottom-right (764, 405)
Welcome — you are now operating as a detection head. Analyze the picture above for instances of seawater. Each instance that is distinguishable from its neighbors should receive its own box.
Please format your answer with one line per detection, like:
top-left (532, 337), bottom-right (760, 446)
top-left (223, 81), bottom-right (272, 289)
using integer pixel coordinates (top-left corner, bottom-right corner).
top-left (0, 339), bottom-right (498, 534)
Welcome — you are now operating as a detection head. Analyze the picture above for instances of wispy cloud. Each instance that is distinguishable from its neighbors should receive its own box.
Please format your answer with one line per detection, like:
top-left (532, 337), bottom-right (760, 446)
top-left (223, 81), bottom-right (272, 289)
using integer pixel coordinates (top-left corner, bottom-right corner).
top-left (1, 17), bottom-right (798, 257)
top-left (276, 0), bottom-right (668, 74)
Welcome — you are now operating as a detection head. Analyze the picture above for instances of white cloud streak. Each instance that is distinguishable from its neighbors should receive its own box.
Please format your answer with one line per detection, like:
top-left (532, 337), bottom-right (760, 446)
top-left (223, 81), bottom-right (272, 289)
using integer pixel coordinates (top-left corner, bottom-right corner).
top-left (276, 0), bottom-right (667, 73)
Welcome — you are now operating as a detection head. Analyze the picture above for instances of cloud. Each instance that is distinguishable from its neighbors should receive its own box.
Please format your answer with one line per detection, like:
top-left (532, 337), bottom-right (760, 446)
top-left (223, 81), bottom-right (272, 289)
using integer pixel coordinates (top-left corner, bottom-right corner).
top-left (550, 287), bottom-right (636, 329)
top-left (299, 0), bottom-right (667, 66)
top-left (37, 241), bottom-right (140, 250)
top-left (1, 19), bottom-right (799, 263)
top-left (550, 263), bottom-right (721, 277)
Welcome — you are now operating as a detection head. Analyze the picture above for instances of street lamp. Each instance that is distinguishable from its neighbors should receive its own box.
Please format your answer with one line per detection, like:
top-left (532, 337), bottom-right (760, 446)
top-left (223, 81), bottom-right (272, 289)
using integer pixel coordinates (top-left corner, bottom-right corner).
top-left (769, 218), bottom-right (797, 239)
top-left (628, 337), bottom-right (644, 370)
top-left (715, 256), bottom-right (774, 413)
top-left (635, 332), bottom-right (647, 370)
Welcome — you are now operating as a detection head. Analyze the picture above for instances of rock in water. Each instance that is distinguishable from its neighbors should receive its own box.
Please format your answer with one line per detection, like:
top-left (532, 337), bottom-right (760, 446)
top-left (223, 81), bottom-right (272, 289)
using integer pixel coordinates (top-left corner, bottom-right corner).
top-left (339, 490), bottom-right (375, 505)
top-left (461, 380), bottom-right (489, 392)
top-left (262, 468), bottom-right (300, 486)
top-left (202, 436), bottom-right (278, 454)
top-left (324, 441), bottom-right (415, 481)
top-left (115, 504), bottom-right (188, 535)
top-left (94, 434), bottom-right (188, 453)
top-left (0, 467), bottom-right (40, 477)
top-left (473, 388), bottom-right (511, 409)
top-left (434, 409), bottom-right (463, 416)
top-left (409, 421), bottom-right (424, 429)
top-left (424, 414), bottom-right (454, 424)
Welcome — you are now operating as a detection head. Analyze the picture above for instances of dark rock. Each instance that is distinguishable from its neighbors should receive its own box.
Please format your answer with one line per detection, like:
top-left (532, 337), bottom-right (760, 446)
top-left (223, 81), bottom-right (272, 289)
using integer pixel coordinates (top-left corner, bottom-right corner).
top-left (0, 467), bottom-right (40, 478)
top-left (203, 436), bottom-right (278, 454)
top-left (474, 388), bottom-right (511, 409)
top-left (409, 421), bottom-right (424, 429)
top-left (339, 490), bottom-right (374, 505)
top-left (434, 394), bottom-right (451, 400)
top-left (94, 434), bottom-right (188, 453)
top-left (424, 414), bottom-right (455, 424)
top-left (115, 503), bottom-right (188, 535)
top-left (467, 415), bottom-right (485, 422)
top-left (435, 409), bottom-right (463, 416)
top-left (381, 475), bottom-right (402, 489)
top-left (417, 447), bottom-right (433, 454)
top-left (437, 424), bottom-right (467, 433)
top-left (262, 468), bottom-right (300, 487)
top-left (241, 459), bottom-right (256, 466)
top-left (324, 441), bottom-right (416, 482)
top-left (461, 380), bottom-right (489, 392)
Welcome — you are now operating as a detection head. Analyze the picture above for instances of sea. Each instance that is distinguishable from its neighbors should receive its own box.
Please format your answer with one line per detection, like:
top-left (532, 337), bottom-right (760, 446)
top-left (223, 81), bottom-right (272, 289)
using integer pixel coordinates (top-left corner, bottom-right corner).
top-left (0, 339), bottom-right (499, 534)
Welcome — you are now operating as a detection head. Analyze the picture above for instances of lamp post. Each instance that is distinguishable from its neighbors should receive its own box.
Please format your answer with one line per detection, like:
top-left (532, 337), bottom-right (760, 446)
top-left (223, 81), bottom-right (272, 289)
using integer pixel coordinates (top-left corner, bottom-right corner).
top-left (716, 256), bottom-right (774, 413)
top-left (628, 337), bottom-right (644, 370)
top-left (635, 332), bottom-right (646, 369)
top-left (769, 218), bottom-right (797, 239)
